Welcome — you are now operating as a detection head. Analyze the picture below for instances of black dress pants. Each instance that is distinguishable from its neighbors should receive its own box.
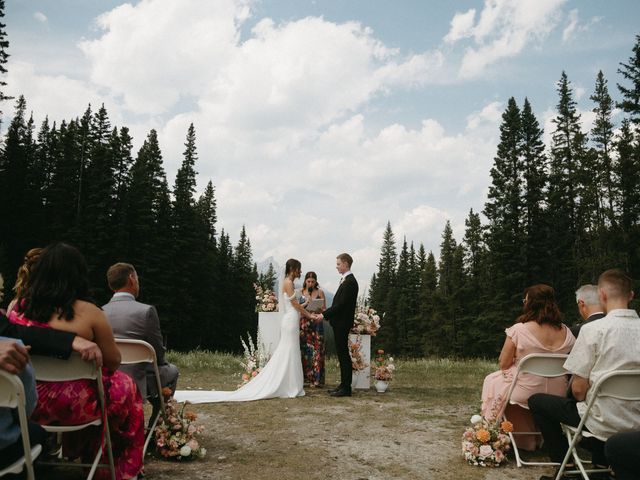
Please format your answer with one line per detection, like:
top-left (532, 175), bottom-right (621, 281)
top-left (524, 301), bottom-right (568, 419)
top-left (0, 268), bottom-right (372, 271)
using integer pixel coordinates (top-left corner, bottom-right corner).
top-left (332, 322), bottom-right (352, 390)
top-left (605, 431), bottom-right (640, 480)
top-left (0, 421), bottom-right (47, 469)
top-left (528, 393), bottom-right (606, 465)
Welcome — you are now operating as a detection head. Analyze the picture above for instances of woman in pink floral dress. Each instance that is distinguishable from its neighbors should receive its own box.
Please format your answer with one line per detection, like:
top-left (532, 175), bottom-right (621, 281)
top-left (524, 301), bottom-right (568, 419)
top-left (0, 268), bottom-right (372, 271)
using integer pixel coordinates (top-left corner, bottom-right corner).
top-left (9, 243), bottom-right (144, 480)
top-left (299, 272), bottom-right (326, 387)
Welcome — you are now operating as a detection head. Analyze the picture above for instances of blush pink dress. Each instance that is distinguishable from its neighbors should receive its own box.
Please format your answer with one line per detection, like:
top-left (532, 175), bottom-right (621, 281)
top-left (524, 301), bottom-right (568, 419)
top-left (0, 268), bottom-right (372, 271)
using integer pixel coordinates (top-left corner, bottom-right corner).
top-left (481, 322), bottom-right (575, 450)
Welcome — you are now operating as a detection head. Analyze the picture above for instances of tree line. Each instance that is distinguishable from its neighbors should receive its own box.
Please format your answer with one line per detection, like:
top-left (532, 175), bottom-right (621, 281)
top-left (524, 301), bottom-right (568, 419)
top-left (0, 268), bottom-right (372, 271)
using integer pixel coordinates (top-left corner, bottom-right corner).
top-left (0, 97), bottom-right (261, 351)
top-left (369, 35), bottom-right (640, 358)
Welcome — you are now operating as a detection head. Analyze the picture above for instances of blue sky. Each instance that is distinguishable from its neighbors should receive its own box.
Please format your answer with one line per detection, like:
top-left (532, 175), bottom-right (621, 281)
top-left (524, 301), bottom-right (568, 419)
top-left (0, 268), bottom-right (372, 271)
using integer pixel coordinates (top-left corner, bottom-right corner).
top-left (4, 0), bottom-right (640, 293)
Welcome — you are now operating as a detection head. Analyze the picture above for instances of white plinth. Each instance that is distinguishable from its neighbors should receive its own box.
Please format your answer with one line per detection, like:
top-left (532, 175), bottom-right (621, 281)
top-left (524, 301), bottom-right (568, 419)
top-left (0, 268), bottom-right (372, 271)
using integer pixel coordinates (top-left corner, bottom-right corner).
top-left (258, 311), bottom-right (282, 358)
top-left (349, 333), bottom-right (371, 390)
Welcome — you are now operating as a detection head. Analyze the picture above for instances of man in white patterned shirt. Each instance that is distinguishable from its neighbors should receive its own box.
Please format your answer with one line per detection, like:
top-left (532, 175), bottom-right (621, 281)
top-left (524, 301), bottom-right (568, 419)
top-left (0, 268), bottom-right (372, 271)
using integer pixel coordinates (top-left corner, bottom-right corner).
top-left (529, 269), bottom-right (640, 479)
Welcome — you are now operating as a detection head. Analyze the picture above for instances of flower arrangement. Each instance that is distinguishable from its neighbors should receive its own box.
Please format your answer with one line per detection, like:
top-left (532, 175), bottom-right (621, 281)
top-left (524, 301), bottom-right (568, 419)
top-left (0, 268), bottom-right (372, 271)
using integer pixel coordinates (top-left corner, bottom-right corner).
top-left (154, 388), bottom-right (207, 460)
top-left (372, 349), bottom-right (395, 381)
top-left (254, 283), bottom-right (278, 312)
top-left (351, 305), bottom-right (381, 335)
top-left (238, 331), bottom-right (270, 386)
top-left (349, 335), bottom-right (368, 371)
top-left (461, 414), bottom-right (512, 467)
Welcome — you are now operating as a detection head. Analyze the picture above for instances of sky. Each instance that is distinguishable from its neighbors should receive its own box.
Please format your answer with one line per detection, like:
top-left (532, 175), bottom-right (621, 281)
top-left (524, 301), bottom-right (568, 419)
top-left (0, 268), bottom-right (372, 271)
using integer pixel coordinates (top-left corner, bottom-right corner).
top-left (4, 0), bottom-right (640, 295)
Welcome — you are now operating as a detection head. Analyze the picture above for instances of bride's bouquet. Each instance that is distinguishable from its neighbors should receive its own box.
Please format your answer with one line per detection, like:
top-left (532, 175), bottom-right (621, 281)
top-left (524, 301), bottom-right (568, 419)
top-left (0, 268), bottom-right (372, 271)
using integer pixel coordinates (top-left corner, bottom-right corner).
top-left (351, 305), bottom-right (381, 335)
top-left (254, 283), bottom-right (278, 312)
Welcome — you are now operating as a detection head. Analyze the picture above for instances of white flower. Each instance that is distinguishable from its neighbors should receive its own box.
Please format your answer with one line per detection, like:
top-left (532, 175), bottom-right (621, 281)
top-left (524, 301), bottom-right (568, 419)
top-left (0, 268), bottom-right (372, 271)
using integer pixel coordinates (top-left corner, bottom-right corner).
top-left (180, 445), bottom-right (192, 457)
top-left (199, 447), bottom-right (207, 458)
top-left (470, 414), bottom-right (483, 425)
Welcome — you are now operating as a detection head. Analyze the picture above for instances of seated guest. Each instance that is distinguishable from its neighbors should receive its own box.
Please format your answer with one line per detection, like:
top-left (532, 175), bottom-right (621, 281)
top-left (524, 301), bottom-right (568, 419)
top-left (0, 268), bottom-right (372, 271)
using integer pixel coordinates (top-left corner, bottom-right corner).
top-left (299, 271), bottom-right (327, 387)
top-left (9, 243), bottom-right (144, 480)
top-left (103, 262), bottom-right (179, 423)
top-left (605, 431), bottom-right (640, 480)
top-left (6, 247), bottom-right (42, 315)
top-left (0, 337), bottom-right (47, 472)
top-left (481, 284), bottom-right (575, 450)
top-left (529, 269), bottom-right (640, 480)
top-left (571, 284), bottom-right (605, 338)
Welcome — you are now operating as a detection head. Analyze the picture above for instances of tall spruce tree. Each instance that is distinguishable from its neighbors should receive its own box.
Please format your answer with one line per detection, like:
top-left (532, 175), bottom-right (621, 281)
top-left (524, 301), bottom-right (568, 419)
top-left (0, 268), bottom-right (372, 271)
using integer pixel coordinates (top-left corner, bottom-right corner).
top-left (369, 222), bottom-right (397, 351)
top-left (617, 34), bottom-right (640, 126)
top-left (0, 0), bottom-right (11, 113)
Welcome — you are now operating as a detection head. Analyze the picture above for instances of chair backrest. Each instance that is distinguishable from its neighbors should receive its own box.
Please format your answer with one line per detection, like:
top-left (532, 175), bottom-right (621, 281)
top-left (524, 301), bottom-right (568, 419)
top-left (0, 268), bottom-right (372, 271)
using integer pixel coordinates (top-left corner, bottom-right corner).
top-left (115, 338), bottom-right (157, 365)
top-left (0, 369), bottom-right (23, 409)
top-left (593, 369), bottom-right (640, 401)
top-left (517, 353), bottom-right (569, 377)
top-left (30, 353), bottom-right (98, 382)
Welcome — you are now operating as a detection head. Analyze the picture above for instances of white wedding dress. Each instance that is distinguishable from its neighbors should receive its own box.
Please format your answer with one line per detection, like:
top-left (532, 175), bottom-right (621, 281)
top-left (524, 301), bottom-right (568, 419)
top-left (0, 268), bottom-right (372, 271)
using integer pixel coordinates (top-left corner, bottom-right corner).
top-left (174, 290), bottom-right (305, 403)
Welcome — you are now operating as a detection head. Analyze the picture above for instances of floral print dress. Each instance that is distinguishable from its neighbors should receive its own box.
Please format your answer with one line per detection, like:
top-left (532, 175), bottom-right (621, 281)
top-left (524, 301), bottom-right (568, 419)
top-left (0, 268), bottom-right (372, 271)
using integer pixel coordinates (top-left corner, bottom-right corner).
top-left (9, 310), bottom-right (144, 480)
top-left (299, 293), bottom-right (325, 386)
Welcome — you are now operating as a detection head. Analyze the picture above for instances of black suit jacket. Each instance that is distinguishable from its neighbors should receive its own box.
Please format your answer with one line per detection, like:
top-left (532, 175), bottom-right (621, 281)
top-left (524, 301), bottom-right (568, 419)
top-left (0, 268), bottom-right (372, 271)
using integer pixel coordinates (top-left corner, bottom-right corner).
top-left (570, 311), bottom-right (606, 339)
top-left (323, 274), bottom-right (359, 329)
top-left (0, 312), bottom-right (75, 358)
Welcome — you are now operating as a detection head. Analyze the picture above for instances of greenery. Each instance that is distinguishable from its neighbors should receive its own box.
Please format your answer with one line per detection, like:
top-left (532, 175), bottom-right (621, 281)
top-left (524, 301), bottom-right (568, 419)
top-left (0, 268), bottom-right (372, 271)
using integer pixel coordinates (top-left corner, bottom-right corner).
top-left (369, 35), bottom-right (640, 358)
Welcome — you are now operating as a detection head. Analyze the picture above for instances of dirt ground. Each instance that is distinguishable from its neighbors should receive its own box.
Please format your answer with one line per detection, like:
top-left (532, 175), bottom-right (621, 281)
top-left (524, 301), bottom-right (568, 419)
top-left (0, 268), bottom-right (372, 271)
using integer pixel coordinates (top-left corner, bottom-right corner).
top-left (143, 386), bottom-right (556, 480)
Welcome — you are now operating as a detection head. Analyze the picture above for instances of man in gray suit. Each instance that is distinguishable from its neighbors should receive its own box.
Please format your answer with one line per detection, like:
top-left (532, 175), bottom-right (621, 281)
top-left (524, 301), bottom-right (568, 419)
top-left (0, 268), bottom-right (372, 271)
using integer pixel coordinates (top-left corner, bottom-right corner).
top-left (103, 263), bottom-right (179, 416)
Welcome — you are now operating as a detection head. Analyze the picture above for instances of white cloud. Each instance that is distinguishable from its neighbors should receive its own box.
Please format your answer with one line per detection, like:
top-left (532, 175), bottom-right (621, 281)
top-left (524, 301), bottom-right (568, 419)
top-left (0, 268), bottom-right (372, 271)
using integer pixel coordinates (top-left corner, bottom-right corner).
top-left (444, 0), bottom-right (567, 79)
top-left (562, 9), bottom-right (579, 42)
top-left (444, 9), bottom-right (476, 44)
top-left (33, 12), bottom-right (48, 23)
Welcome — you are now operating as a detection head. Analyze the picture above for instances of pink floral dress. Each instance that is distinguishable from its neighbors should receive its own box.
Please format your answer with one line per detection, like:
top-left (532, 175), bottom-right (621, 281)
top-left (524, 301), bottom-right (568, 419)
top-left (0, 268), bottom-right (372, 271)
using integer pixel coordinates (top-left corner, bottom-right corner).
top-left (9, 310), bottom-right (144, 480)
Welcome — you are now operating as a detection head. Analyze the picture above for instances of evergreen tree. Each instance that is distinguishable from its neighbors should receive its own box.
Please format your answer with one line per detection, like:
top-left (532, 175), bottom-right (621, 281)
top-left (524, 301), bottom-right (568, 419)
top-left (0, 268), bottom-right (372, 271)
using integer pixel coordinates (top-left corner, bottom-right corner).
top-left (0, 0), bottom-right (12, 113)
top-left (369, 222), bottom-right (397, 351)
top-left (617, 34), bottom-right (640, 126)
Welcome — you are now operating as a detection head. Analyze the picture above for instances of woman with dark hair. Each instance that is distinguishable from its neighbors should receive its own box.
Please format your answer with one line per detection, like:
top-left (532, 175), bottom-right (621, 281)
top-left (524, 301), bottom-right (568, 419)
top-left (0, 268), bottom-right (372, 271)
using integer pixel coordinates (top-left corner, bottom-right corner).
top-left (174, 258), bottom-right (312, 403)
top-left (8, 243), bottom-right (144, 480)
top-left (299, 272), bottom-right (326, 387)
top-left (480, 284), bottom-right (575, 450)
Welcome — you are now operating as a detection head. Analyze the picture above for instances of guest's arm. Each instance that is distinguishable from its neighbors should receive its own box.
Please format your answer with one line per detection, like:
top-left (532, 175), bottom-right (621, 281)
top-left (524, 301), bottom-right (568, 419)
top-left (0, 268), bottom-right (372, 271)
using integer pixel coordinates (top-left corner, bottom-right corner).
top-left (0, 313), bottom-right (75, 359)
top-left (571, 375), bottom-right (589, 401)
top-left (146, 306), bottom-right (167, 365)
top-left (498, 336), bottom-right (516, 370)
top-left (91, 309), bottom-right (121, 371)
top-left (0, 338), bottom-right (30, 374)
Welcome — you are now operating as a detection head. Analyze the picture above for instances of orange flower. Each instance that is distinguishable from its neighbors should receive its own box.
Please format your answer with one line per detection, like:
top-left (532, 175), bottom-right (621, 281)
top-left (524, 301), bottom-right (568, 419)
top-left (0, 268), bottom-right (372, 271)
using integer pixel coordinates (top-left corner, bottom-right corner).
top-left (377, 349), bottom-right (384, 354)
top-left (476, 429), bottom-right (490, 443)
top-left (185, 411), bottom-right (197, 421)
top-left (162, 387), bottom-right (173, 398)
top-left (500, 420), bottom-right (514, 433)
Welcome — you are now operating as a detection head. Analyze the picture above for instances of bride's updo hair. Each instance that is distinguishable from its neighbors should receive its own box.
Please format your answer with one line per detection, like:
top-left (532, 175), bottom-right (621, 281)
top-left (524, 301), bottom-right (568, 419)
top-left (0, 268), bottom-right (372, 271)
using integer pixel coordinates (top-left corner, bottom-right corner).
top-left (285, 258), bottom-right (301, 276)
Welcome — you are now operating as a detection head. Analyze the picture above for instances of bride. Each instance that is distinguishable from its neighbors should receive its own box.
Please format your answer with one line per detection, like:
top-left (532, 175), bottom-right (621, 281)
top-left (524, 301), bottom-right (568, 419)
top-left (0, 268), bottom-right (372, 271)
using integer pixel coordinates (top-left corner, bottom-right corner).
top-left (174, 259), bottom-right (313, 403)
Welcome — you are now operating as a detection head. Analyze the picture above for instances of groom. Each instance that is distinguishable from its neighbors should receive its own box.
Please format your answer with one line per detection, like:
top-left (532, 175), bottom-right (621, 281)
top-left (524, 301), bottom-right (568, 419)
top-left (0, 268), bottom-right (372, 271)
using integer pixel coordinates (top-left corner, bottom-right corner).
top-left (313, 253), bottom-right (358, 397)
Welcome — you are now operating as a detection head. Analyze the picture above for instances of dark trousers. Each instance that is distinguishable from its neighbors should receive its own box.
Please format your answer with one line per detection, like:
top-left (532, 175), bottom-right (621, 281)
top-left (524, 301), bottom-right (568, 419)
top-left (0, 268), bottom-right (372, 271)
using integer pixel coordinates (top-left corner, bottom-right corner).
top-left (528, 393), bottom-right (606, 465)
top-left (605, 431), bottom-right (640, 480)
top-left (333, 322), bottom-right (351, 390)
top-left (0, 421), bottom-right (47, 470)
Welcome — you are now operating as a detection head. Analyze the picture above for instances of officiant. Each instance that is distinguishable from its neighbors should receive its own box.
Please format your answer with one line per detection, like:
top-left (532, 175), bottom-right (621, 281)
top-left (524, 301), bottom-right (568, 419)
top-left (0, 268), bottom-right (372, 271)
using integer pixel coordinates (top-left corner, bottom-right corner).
top-left (299, 272), bottom-right (326, 388)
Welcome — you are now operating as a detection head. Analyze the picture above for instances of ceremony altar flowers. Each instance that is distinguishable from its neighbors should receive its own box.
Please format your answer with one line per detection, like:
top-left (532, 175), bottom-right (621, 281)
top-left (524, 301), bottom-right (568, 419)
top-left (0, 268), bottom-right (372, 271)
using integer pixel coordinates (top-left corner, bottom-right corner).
top-left (351, 305), bottom-right (381, 335)
top-left (372, 349), bottom-right (395, 381)
top-left (155, 388), bottom-right (207, 460)
top-left (349, 335), bottom-right (368, 371)
top-left (254, 283), bottom-right (278, 312)
top-left (461, 415), bottom-right (512, 467)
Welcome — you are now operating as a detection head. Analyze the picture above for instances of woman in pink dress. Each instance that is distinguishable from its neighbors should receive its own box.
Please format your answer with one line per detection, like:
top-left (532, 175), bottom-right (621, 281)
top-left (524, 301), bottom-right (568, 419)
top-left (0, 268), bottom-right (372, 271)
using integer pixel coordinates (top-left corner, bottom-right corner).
top-left (481, 284), bottom-right (575, 450)
top-left (9, 243), bottom-right (144, 480)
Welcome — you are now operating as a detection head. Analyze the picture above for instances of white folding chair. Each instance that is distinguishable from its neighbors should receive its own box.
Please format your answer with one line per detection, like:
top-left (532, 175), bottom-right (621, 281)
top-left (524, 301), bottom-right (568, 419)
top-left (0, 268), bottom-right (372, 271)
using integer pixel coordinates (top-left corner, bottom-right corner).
top-left (498, 353), bottom-right (569, 467)
top-left (30, 353), bottom-right (116, 480)
top-left (115, 338), bottom-right (165, 457)
top-left (0, 370), bottom-right (42, 480)
top-left (556, 369), bottom-right (640, 480)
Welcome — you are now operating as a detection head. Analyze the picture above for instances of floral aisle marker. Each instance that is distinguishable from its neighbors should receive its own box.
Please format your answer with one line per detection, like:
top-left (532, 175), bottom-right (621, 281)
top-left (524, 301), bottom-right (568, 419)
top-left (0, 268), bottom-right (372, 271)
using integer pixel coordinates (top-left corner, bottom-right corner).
top-left (155, 388), bottom-right (207, 460)
top-left (461, 414), bottom-right (512, 467)
top-left (238, 331), bottom-right (270, 387)
top-left (254, 283), bottom-right (278, 312)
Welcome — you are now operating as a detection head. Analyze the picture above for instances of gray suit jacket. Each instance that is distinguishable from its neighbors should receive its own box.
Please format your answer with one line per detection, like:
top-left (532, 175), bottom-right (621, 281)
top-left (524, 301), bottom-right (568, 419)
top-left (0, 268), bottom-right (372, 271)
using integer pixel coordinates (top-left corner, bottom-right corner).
top-left (103, 295), bottom-right (167, 398)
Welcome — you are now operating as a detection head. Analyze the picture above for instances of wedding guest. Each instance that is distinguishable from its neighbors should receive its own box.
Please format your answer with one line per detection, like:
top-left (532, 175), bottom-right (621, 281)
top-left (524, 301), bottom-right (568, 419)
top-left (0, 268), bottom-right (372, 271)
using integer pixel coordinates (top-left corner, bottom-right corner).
top-left (529, 269), bottom-right (640, 480)
top-left (0, 337), bottom-right (47, 472)
top-left (9, 243), bottom-right (144, 480)
top-left (605, 431), bottom-right (640, 480)
top-left (481, 284), bottom-right (575, 451)
top-left (103, 262), bottom-right (179, 425)
top-left (299, 271), bottom-right (326, 387)
top-left (6, 247), bottom-right (42, 314)
top-left (571, 284), bottom-right (605, 338)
